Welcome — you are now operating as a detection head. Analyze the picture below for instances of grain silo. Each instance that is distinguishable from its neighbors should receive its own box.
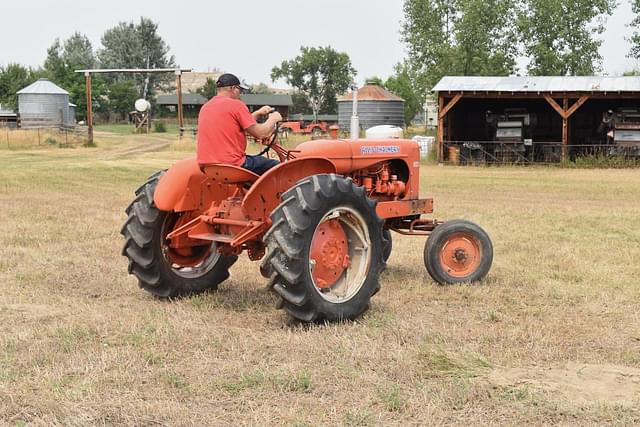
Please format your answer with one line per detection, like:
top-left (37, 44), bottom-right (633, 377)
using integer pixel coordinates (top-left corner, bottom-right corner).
top-left (17, 78), bottom-right (73, 128)
top-left (338, 84), bottom-right (405, 131)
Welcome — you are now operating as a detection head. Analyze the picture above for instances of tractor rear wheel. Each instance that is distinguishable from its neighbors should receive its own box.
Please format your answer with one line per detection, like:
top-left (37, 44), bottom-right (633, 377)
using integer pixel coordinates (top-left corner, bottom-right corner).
top-left (261, 174), bottom-right (384, 322)
top-left (424, 219), bottom-right (493, 285)
top-left (121, 171), bottom-right (237, 298)
top-left (382, 229), bottom-right (392, 262)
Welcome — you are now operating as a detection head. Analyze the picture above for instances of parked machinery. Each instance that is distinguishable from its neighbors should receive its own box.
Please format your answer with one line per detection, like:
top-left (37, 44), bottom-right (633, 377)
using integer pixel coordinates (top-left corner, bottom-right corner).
top-left (485, 108), bottom-right (536, 162)
top-left (599, 108), bottom-right (640, 155)
top-left (279, 120), bottom-right (329, 138)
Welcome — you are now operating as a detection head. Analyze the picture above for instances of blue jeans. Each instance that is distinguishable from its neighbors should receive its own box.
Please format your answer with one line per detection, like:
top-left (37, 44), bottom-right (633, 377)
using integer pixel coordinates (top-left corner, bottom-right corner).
top-left (243, 155), bottom-right (279, 175)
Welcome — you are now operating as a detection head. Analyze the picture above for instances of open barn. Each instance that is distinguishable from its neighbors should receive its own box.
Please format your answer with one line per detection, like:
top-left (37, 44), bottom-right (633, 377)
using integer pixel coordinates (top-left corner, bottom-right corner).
top-left (433, 76), bottom-right (640, 164)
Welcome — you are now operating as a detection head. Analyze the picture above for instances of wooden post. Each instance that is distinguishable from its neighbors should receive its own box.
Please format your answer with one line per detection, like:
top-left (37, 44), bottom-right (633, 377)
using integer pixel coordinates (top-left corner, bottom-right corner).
top-left (437, 95), bottom-right (444, 162)
top-left (85, 72), bottom-right (93, 144)
top-left (562, 97), bottom-right (568, 162)
top-left (437, 93), bottom-right (463, 163)
top-left (176, 69), bottom-right (184, 134)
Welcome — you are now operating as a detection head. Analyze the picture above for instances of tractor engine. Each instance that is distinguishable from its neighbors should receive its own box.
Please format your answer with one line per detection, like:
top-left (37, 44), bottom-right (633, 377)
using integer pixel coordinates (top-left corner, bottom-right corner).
top-left (295, 138), bottom-right (419, 200)
top-left (350, 161), bottom-right (406, 199)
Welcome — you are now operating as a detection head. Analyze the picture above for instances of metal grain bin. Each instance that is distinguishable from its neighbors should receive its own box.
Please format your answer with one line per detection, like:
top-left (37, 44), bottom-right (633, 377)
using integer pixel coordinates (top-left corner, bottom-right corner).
top-left (17, 79), bottom-right (72, 128)
top-left (338, 85), bottom-right (405, 131)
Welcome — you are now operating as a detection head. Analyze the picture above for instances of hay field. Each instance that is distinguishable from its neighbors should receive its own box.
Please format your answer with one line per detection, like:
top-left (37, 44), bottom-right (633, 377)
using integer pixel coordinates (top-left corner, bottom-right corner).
top-left (1, 132), bottom-right (639, 425)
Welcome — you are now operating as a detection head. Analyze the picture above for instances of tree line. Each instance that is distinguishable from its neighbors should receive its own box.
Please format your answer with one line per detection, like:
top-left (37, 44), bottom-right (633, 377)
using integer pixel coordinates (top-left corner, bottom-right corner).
top-left (0, 17), bottom-right (173, 120)
top-left (400, 0), bottom-right (639, 101)
top-left (3, 2), bottom-right (640, 126)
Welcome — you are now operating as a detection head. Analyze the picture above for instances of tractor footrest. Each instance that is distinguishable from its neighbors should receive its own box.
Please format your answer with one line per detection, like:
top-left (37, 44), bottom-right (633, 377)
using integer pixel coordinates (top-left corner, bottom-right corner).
top-left (188, 232), bottom-right (233, 243)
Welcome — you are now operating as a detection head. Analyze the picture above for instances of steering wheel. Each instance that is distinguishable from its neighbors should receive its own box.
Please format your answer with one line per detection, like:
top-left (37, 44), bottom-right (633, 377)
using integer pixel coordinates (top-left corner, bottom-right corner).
top-left (256, 120), bottom-right (281, 157)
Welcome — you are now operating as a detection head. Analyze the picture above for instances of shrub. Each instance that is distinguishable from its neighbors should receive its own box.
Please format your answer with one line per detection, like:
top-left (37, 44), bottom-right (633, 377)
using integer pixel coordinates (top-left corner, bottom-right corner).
top-left (154, 121), bottom-right (167, 133)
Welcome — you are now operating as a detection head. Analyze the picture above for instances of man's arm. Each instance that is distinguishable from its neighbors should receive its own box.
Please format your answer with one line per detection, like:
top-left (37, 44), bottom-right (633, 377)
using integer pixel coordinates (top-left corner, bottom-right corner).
top-left (246, 111), bottom-right (283, 140)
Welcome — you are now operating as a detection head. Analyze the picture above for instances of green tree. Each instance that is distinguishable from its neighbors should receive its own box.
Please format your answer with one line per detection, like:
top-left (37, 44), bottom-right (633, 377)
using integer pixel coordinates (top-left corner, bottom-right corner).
top-left (0, 63), bottom-right (34, 110)
top-left (518, 0), bottom-right (615, 75)
top-left (107, 80), bottom-right (139, 119)
top-left (384, 63), bottom-right (423, 127)
top-left (44, 32), bottom-right (102, 120)
top-left (454, 0), bottom-right (518, 75)
top-left (271, 46), bottom-right (356, 120)
top-left (365, 76), bottom-right (385, 86)
top-left (197, 77), bottom-right (217, 100)
top-left (251, 83), bottom-right (274, 94)
top-left (629, 0), bottom-right (640, 61)
top-left (401, 0), bottom-right (517, 97)
top-left (290, 91), bottom-right (313, 115)
top-left (98, 17), bottom-right (176, 98)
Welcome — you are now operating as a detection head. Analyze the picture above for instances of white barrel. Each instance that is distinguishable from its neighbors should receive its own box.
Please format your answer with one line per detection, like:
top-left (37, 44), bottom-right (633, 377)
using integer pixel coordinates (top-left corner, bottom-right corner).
top-left (365, 125), bottom-right (403, 139)
top-left (135, 98), bottom-right (151, 112)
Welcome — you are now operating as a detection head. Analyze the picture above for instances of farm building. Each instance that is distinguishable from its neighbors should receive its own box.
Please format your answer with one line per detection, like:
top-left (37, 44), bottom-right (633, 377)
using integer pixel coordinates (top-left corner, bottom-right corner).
top-left (0, 107), bottom-right (19, 128)
top-left (433, 76), bottom-right (640, 164)
top-left (241, 94), bottom-right (293, 119)
top-left (17, 78), bottom-right (74, 128)
top-left (157, 93), bottom-right (208, 118)
top-left (156, 93), bottom-right (293, 119)
top-left (338, 84), bottom-right (405, 131)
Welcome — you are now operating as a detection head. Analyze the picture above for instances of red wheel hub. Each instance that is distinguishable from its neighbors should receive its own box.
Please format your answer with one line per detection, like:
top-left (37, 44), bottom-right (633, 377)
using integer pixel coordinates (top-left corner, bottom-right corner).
top-left (439, 232), bottom-right (481, 278)
top-left (310, 220), bottom-right (350, 289)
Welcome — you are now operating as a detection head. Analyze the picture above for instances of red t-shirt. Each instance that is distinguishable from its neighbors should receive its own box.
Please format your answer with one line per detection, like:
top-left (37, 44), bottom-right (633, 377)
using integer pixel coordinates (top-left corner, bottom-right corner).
top-left (197, 96), bottom-right (256, 166)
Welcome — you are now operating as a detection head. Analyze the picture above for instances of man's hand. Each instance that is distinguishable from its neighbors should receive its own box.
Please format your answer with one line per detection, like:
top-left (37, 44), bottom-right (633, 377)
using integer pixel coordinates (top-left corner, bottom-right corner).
top-left (269, 111), bottom-right (283, 123)
top-left (255, 105), bottom-right (273, 117)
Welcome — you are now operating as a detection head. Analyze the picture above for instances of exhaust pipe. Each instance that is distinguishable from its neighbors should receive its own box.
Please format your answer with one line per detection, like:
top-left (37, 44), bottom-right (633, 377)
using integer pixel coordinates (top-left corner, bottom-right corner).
top-left (350, 85), bottom-right (359, 139)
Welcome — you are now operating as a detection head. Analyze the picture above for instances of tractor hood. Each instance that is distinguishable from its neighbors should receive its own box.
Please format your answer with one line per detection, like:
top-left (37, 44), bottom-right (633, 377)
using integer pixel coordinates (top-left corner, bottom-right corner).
top-left (295, 138), bottom-right (419, 174)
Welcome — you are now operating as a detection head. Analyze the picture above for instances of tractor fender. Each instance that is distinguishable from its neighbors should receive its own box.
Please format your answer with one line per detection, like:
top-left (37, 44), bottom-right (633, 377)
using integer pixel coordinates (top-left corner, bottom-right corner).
top-left (242, 157), bottom-right (336, 221)
top-left (154, 157), bottom-right (230, 212)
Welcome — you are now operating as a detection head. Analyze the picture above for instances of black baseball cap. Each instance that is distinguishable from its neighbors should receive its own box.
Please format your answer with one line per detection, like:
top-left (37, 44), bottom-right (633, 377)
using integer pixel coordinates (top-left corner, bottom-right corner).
top-left (216, 73), bottom-right (250, 90)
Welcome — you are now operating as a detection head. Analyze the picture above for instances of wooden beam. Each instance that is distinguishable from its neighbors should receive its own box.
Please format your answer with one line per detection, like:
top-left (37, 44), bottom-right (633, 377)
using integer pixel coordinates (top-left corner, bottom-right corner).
top-left (176, 71), bottom-right (184, 132)
top-left (85, 72), bottom-right (93, 145)
top-left (438, 93), bottom-right (462, 119)
top-left (565, 95), bottom-right (589, 118)
top-left (543, 94), bottom-right (566, 118)
top-left (562, 98), bottom-right (568, 162)
top-left (437, 95), bottom-right (444, 163)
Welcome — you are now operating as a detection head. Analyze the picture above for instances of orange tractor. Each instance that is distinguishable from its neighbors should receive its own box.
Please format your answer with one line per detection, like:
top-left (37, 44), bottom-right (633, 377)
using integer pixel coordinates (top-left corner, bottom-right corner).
top-left (121, 131), bottom-right (493, 322)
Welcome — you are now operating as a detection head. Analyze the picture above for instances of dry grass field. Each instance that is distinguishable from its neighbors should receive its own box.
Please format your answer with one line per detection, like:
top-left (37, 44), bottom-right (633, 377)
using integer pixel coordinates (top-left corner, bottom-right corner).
top-left (1, 131), bottom-right (639, 426)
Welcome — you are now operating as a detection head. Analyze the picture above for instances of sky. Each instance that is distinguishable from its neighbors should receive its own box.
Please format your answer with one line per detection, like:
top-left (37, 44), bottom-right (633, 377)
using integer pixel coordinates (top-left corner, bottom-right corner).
top-left (1, 0), bottom-right (638, 88)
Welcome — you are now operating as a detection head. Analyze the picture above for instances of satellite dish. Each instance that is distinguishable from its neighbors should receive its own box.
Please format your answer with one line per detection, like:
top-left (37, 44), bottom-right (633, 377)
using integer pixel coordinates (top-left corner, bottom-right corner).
top-left (135, 98), bottom-right (151, 112)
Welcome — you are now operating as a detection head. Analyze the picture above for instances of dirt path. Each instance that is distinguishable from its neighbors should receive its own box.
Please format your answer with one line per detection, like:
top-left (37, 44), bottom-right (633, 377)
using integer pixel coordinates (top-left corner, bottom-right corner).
top-left (96, 134), bottom-right (174, 158)
top-left (489, 363), bottom-right (640, 405)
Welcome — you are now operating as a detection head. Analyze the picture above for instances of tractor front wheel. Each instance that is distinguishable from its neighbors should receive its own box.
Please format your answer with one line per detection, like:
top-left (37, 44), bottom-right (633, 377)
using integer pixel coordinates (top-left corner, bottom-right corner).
top-left (262, 174), bottom-right (384, 322)
top-left (424, 219), bottom-right (493, 285)
top-left (121, 171), bottom-right (237, 298)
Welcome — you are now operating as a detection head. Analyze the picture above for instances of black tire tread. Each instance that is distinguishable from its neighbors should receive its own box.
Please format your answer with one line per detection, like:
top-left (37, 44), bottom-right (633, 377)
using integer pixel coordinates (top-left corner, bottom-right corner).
top-left (261, 174), bottom-right (384, 322)
top-left (121, 171), bottom-right (237, 298)
top-left (424, 219), bottom-right (493, 285)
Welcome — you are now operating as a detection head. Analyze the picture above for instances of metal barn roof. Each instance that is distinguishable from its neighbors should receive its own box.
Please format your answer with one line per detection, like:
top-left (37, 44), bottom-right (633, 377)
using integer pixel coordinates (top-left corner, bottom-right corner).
top-left (241, 94), bottom-right (292, 106)
top-left (432, 76), bottom-right (640, 93)
top-left (17, 78), bottom-right (69, 95)
top-left (157, 93), bottom-right (208, 105)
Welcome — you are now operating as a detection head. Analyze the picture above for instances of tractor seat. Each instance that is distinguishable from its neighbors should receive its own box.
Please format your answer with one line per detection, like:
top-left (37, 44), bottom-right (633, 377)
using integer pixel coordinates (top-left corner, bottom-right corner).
top-left (200, 164), bottom-right (260, 185)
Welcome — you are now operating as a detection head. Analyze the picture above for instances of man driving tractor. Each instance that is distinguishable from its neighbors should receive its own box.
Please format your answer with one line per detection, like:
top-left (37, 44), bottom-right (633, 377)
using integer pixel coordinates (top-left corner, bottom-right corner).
top-left (196, 73), bottom-right (283, 175)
